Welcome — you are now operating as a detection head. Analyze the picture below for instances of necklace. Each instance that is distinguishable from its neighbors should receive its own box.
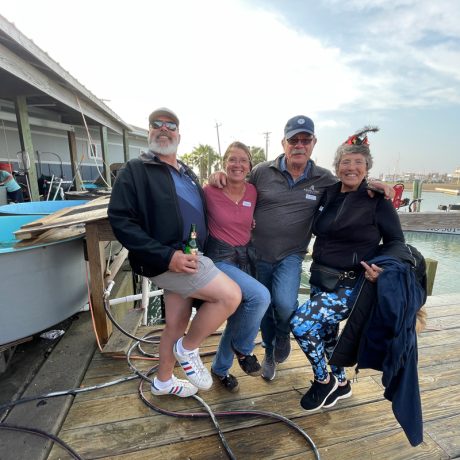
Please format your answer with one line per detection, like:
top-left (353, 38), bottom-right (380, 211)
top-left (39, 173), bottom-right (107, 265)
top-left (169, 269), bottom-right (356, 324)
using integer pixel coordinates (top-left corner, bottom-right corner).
top-left (223, 185), bottom-right (245, 204)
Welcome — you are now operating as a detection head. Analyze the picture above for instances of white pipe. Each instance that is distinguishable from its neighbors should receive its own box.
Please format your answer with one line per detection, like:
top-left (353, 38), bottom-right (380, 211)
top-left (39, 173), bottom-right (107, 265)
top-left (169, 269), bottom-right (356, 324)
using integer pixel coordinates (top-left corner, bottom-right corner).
top-left (52, 178), bottom-right (63, 201)
top-left (46, 174), bottom-right (55, 200)
top-left (141, 277), bottom-right (150, 326)
top-left (108, 289), bottom-right (163, 306)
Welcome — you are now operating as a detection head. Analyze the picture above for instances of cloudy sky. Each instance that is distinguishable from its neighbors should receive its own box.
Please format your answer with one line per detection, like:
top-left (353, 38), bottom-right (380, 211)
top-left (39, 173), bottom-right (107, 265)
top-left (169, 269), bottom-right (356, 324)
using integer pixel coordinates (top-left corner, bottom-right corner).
top-left (2, 0), bottom-right (460, 177)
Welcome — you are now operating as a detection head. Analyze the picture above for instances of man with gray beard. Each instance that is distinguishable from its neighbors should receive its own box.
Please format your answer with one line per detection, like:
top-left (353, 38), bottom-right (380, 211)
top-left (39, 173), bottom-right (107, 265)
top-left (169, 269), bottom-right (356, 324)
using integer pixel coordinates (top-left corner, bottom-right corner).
top-left (108, 107), bottom-right (241, 398)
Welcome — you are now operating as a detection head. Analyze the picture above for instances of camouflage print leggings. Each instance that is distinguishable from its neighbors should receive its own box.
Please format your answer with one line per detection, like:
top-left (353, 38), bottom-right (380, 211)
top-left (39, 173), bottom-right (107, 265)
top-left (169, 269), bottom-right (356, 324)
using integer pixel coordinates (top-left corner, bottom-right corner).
top-left (290, 285), bottom-right (354, 383)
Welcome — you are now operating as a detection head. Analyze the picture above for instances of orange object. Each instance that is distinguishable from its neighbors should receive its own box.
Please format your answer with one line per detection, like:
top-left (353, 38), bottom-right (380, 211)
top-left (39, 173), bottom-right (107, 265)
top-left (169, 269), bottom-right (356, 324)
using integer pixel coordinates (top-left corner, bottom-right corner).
top-left (0, 162), bottom-right (13, 173)
top-left (392, 183), bottom-right (404, 209)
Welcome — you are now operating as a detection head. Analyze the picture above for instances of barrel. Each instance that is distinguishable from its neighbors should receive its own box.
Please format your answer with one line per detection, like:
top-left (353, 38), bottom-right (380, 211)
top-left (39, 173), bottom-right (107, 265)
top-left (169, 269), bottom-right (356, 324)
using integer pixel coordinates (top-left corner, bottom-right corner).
top-left (0, 162), bottom-right (13, 173)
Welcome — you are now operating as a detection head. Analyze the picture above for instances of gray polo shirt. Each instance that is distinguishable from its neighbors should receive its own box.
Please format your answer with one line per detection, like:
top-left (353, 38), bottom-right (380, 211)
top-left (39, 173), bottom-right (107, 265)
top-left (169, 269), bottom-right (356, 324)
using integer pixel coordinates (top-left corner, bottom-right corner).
top-left (249, 154), bottom-right (336, 263)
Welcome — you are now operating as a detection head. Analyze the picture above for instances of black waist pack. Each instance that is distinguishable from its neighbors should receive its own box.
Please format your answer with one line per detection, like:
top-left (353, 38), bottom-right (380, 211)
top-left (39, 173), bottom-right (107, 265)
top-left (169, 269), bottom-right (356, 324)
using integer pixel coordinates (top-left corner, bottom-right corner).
top-left (309, 263), bottom-right (358, 292)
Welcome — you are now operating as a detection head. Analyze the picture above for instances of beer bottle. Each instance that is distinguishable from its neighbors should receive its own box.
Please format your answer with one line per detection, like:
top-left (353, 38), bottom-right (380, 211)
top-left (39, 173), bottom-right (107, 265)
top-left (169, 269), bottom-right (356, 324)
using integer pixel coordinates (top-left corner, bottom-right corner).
top-left (184, 223), bottom-right (198, 255)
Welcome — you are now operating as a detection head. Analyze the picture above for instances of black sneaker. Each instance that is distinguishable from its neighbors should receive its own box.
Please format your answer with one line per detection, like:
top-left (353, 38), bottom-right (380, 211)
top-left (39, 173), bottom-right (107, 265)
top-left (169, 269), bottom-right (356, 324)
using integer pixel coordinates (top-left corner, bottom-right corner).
top-left (274, 335), bottom-right (291, 363)
top-left (323, 380), bottom-right (352, 408)
top-left (231, 344), bottom-right (262, 376)
top-left (300, 376), bottom-right (338, 412)
top-left (261, 352), bottom-right (276, 381)
top-left (211, 369), bottom-right (239, 393)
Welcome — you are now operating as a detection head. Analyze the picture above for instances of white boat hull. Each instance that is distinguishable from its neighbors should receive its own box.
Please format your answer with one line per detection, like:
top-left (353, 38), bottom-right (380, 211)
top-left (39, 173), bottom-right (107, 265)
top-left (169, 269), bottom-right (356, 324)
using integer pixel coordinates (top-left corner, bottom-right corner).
top-left (0, 236), bottom-right (87, 346)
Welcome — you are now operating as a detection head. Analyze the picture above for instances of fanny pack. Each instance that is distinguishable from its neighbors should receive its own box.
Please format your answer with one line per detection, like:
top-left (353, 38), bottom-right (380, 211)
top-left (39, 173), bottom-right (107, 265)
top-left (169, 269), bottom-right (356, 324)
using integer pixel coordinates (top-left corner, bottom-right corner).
top-left (309, 262), bottom-right (359, 292)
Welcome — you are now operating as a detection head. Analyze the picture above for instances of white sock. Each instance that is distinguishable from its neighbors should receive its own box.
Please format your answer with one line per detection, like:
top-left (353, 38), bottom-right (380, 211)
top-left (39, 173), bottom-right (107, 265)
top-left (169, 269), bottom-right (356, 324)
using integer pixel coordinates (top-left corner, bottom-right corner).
top-left (154, 377), bottom-right (173, 389)
top-left (177, 336), bottom-right (198, 354)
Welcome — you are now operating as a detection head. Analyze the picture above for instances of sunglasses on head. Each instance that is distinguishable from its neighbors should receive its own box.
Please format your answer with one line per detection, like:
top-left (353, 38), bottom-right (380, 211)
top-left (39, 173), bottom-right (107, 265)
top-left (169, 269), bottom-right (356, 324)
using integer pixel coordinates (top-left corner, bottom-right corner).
top-left (286, 137), bottom-right (313, 146)
top-left (150, 120), bottom-right (178, 131)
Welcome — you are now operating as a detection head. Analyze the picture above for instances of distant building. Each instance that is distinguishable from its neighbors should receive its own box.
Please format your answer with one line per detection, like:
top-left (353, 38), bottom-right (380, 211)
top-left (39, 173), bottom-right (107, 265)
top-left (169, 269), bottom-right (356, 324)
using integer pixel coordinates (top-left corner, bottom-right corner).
top-left (0, 15), bottom-right (147, 201)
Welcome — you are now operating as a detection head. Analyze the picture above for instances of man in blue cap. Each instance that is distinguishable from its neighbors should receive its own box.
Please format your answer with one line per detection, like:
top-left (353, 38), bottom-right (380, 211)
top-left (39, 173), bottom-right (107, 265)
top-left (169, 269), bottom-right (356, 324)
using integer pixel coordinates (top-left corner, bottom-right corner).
top-left (249, 115), bottom-right (336, 380)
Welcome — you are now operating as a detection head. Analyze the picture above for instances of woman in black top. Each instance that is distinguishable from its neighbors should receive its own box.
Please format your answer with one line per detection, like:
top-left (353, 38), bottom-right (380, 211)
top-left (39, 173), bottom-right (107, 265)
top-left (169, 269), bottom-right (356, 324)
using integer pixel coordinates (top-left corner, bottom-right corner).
top-left (290, 127), bottom-right (405, 412)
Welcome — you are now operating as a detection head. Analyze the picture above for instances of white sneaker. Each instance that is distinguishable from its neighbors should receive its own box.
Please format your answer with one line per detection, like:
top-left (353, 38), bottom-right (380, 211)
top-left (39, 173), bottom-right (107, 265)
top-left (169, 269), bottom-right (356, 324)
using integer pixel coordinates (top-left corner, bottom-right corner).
top-left (173, 341), bottom-right (213, 390)
top-left (151, 376), bottom-right (198, 398)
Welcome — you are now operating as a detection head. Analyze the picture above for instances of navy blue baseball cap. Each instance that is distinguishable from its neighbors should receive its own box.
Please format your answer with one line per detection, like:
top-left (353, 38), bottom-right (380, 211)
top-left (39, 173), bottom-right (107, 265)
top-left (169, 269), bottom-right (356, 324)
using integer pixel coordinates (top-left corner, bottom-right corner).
top-left (284, 115), bottom-right (315, 139)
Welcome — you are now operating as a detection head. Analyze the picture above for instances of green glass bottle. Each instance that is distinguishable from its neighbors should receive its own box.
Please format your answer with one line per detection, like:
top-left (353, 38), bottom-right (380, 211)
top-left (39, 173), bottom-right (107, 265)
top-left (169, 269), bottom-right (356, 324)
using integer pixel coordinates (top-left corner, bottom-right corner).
top-left (184, 223), bottom-right (198, 255)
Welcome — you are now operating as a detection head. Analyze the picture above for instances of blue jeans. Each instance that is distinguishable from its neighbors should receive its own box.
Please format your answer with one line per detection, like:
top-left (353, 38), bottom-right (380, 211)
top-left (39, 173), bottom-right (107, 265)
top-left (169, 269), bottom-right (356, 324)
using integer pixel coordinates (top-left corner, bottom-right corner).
top-left (212, 261), bottom-right (270, 376)
top-left (257, 254), bottom-right (303, 355)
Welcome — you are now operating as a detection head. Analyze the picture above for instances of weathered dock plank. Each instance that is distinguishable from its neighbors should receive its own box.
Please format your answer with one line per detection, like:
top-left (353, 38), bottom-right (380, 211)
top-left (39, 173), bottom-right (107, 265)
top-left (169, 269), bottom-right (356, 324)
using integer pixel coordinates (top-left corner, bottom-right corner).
top-left (7, 293), bottom-right (460, 460)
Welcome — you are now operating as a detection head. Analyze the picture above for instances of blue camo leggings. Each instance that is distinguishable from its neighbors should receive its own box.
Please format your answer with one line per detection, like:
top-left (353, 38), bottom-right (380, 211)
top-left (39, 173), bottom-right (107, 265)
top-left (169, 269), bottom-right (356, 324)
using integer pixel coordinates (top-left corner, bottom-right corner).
top-left (290, 285), bottom-right (353, 383)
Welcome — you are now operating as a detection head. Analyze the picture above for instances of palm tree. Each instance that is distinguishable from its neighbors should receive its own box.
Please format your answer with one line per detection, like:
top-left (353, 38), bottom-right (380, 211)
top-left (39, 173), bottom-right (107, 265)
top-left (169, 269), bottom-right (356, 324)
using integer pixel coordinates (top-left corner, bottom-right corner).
top-left (250, 146), bottom-right (266, 167)
top-left (180, 144), bottom-right (220, 183)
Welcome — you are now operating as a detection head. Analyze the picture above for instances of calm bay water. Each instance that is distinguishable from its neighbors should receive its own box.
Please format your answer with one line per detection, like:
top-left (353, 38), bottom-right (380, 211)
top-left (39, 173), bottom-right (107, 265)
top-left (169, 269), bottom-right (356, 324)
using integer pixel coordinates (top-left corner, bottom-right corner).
top-left (398, 190), bottom-right (459, 213)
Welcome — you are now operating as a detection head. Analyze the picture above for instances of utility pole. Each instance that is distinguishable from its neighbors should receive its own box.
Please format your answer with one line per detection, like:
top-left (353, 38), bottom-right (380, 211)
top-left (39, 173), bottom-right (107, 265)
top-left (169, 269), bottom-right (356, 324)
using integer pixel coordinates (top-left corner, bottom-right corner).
top-left (263, 132), bottom-right (271, 160)
top-left (215, 122), bottom-right (222, 165)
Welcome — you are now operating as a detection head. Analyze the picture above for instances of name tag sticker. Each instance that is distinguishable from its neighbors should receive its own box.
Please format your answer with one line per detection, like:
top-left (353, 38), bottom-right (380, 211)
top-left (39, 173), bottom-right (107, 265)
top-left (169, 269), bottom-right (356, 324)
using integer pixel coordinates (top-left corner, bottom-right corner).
top-left (242, 201), bottom-right (251, 207)
top-left (305, 194), bottom-right (317, 201)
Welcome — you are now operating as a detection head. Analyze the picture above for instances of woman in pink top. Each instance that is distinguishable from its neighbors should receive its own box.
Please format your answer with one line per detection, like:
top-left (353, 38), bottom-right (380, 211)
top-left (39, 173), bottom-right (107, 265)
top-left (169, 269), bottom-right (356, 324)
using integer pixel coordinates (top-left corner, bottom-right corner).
top-left (204, 142), bottom-right (270, 392)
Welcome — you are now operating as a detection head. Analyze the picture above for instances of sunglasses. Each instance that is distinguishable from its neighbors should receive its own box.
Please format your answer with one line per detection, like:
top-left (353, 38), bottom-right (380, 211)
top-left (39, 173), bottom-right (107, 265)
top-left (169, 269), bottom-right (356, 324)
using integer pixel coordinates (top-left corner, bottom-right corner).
top-left (286, 137), bottom-right (314, 146)
top-left (150, 120), bottom-right (178, 131)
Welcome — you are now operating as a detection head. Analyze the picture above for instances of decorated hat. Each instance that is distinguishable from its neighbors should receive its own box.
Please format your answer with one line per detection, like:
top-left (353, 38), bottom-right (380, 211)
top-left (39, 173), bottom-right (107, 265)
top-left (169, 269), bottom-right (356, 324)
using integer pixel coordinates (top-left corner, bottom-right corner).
top-left (344, 126), bottom-right (379, 145)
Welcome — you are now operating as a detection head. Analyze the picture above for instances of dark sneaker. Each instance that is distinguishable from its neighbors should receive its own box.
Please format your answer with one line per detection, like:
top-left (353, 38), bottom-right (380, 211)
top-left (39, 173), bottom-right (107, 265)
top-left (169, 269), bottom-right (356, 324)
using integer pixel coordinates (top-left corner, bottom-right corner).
top-left (261, 352), bottom-right (276, 381)
top-left (211, 369), bottom-right (239, 393)
top-left (274, 335), bottom-right (291, 363)
top-left (231, 343), bottom-right (262, 376)
top-left (300, 376), bottom-right (338, 412)
top-left (236, 354), bottom-right (261, 376)
top-left (323, 380), bottom-right (352, 408)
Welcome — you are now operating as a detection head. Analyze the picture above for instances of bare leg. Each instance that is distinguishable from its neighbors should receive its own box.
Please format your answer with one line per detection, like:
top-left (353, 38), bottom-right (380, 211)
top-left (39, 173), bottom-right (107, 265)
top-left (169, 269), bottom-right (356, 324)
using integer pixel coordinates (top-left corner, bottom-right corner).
top-left (183, 272), bottom-right (241, 350)
top-left (157, 293), bottom-right (192, 381)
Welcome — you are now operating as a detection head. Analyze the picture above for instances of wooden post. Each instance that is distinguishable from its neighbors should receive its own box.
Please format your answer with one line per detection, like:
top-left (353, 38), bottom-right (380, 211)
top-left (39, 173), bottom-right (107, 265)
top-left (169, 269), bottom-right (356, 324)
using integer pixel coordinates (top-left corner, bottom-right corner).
top-left (85, 220), bottom-right (113, 344)
top-left (99, 126), bottom-right (111, 186)
top-left (68, 130), bottom-right (83, 191)
top-left (14, 96), bottom-right (40, 201)
top-left (425, 258), bottom-right (438, 297)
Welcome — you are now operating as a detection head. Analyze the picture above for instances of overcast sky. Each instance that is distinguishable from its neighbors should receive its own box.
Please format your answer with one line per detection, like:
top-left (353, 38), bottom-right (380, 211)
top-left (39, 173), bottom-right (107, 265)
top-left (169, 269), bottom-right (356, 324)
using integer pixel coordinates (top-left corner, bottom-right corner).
top-left (2, 0), bottom-right (460, 177)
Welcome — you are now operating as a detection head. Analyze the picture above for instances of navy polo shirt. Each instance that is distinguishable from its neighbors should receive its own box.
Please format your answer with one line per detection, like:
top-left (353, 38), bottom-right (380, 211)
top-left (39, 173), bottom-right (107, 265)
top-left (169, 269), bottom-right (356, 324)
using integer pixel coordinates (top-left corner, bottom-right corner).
top-left (168, 164), bottom-right (206, 250)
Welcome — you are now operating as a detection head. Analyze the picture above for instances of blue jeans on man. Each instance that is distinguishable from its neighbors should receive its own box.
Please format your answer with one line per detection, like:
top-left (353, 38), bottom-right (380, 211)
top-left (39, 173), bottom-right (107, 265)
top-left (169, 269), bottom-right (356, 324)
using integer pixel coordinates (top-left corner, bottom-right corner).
top-left (211, 261), bottom-right (270, 377)
top-left (257, 254), bottom-right (303, 359)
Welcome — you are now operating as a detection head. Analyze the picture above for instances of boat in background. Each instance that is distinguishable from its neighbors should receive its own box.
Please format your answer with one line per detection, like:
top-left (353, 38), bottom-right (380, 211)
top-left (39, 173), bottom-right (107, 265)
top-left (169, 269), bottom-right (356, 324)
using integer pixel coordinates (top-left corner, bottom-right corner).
top-left (0, 200), bottom-right (88, 215)
top-left (438, 204), bottom-right (460, 211)
top-left (0, 214), bottom-right (88, 346)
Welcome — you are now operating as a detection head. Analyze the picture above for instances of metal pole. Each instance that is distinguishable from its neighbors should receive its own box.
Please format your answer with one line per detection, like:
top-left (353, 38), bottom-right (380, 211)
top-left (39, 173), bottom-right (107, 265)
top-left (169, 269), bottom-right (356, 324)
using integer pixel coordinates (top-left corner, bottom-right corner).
top-left (263, 132), bottom-right (271, 160)
top-left (215, 122), bottom-right (222, 162)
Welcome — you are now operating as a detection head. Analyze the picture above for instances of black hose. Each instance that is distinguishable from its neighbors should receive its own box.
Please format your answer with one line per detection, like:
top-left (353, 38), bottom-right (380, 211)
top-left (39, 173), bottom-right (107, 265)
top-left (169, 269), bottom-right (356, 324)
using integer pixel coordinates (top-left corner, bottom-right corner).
top-left (0, 423), bottom-right (84, 460)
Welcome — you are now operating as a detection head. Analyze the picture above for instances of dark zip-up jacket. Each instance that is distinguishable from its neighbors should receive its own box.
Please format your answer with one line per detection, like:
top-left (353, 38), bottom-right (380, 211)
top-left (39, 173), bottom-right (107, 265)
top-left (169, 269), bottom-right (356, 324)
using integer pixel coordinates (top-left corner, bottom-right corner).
top-left (108, 155), bottom-right (206, 277)
top-left (358, 254), bottom-right (424, 446)
top-left (312, 181), bottom-right (405, 270)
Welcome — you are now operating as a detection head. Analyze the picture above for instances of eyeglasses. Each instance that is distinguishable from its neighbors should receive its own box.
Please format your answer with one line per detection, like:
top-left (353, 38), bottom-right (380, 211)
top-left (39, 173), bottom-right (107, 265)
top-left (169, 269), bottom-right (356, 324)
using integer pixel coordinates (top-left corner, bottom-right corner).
top-left (227, 157), bottom-right (250, 165)
top-left (339, 159), bottom-right (367, 167)
top-left (150, 120), bottom-right (178, 131)
top-left (286, 137), bottom-right (314, 146)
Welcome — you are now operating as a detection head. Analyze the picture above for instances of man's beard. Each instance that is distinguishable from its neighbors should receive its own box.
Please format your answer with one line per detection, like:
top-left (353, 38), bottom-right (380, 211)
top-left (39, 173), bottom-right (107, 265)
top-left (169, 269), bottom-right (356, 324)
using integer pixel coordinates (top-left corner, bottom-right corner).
top-left (148, 136), bottom-right (179, 156)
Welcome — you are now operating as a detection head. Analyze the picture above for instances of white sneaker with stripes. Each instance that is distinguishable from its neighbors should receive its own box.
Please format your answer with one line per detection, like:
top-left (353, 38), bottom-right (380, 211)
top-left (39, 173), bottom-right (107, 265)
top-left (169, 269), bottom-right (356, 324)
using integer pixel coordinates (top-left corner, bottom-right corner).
top-left (173, 340), bottom-right (213, 390)
top-left (150, 375), bottom-right (198, 398)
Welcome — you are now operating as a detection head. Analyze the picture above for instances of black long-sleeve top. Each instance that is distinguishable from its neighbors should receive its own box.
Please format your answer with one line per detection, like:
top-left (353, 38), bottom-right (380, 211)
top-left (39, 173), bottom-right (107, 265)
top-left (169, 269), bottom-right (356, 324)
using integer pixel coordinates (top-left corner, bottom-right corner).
top-left (311, 181), bottom-right (405, 271)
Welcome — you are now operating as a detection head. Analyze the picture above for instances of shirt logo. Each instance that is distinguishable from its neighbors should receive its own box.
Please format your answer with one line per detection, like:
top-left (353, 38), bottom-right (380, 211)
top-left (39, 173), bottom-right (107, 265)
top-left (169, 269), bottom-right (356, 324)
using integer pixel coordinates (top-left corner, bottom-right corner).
top-left (242, 201), bottom-right (251, 207)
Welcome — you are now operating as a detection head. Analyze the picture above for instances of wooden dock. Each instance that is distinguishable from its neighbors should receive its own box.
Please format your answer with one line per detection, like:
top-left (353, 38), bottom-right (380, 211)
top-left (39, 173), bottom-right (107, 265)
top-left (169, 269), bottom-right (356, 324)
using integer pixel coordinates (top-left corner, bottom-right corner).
top-left (1, 292), bottom-right (451, 459)
top-left (398, 211), bottom-right (460, 234)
